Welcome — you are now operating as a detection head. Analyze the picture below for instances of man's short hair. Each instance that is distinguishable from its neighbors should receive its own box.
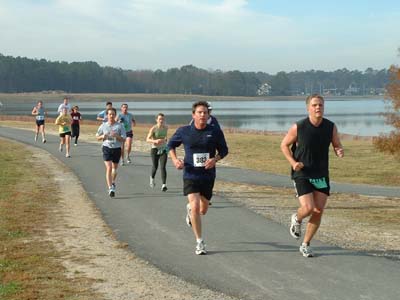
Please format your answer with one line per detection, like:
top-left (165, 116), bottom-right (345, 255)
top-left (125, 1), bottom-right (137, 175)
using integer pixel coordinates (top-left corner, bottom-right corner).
top-left (192, 101), bottom-right (209, 113)
top-left (306, 94), bottom-right (324, 105)
top-left (106, 107), bottom-right (116, 115)
top-left (106, 101), bottom-right (113, 106)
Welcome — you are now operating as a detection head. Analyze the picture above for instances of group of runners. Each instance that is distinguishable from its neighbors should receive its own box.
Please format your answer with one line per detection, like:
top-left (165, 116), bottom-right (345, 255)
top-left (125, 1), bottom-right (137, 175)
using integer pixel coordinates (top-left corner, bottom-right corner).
top-left (32, 94), bottom-right (344, 257)
top-left (32, 97), bottom-right (82, 158)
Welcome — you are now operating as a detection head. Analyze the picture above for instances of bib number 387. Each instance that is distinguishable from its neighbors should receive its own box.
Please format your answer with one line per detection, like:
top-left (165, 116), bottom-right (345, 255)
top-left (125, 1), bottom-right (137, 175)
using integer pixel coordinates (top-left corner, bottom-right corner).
top-left (193, 153), bottom-right (210, 167)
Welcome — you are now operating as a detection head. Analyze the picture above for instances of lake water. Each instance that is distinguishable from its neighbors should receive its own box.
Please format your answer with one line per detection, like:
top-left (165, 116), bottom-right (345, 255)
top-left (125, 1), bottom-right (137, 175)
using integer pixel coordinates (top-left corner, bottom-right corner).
top-left (0, 98), bottom-right (394, 136)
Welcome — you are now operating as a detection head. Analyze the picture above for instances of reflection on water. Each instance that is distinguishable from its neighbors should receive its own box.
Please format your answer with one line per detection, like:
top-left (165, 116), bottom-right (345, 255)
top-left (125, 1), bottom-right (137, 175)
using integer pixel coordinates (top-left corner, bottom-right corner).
top-left (0, 98), bottom-right (393, 136)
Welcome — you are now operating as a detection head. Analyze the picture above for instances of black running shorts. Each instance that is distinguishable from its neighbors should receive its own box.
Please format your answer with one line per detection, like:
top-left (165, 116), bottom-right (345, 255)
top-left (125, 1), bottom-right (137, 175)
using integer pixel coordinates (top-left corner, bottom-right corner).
top-left (183, 178), bottom-right (215, 201)
top-left (102, 146), bottom-right (122, 163)
top-left (293, 177), bottom-right (330, 197)
top-left (36, 120), bottom-right (45, 126)
top-left (126, 131), bottom-right (134, 138)
top-left (59, 131), bottom-right (71, 138)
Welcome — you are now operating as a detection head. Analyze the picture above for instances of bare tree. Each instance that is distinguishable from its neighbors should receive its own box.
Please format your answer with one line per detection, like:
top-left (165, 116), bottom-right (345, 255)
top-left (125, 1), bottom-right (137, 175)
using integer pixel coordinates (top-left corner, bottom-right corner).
top-left (373, 49), bottom-right (400, 157)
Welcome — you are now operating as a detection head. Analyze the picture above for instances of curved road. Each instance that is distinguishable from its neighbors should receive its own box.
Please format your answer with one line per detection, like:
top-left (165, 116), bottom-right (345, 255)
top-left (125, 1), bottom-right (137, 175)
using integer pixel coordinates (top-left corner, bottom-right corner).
top-left (1, 126), bottom-right (399, 300)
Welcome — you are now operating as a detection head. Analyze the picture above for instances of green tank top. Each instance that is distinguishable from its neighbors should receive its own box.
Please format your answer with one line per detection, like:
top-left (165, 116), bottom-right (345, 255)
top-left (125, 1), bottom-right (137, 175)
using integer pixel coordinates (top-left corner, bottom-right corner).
top-left (152, 126), bottom-right (167, 139)
top-left (152, 126), bottom-right (168, 153)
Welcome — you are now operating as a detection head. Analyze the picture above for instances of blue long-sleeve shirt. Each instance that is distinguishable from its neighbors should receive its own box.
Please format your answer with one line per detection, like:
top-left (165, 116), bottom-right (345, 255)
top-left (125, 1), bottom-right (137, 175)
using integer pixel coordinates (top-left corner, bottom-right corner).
top-left (168, 123), bottom-right (228, 180)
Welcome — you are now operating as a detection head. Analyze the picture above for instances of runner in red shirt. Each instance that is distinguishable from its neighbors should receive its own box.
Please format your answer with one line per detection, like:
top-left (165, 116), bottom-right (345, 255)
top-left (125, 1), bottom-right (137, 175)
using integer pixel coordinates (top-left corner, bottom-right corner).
top-left (71, 105), bottom-right (82, 146)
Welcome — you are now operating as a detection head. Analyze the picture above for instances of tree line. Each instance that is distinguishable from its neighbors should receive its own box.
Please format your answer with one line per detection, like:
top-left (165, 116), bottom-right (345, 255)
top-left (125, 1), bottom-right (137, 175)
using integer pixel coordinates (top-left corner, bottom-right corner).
top-left (0, 53), bottom-right (389, 96)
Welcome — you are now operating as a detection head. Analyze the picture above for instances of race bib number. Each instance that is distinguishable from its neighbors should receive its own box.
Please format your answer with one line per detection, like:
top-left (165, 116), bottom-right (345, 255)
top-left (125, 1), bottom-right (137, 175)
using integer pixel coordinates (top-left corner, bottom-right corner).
top-left (36, 115), bottom-right (44, 120)
top-left (193, 153), bottom-right (209, 167)
top-left (309, 177), bottom-right (328, 189)
top-left (73, 116), bottom-right (79, 120)
top-left (107, 136), bottom-right (116, 143)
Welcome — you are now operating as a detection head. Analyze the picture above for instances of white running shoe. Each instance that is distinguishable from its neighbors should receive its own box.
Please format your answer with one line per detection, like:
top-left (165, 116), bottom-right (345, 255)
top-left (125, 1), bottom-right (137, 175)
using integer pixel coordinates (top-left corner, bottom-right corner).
top-left (290, 213), bottom-right (301, 239)
top-left (34, 135), bottom-right (38, 142)
top-left (42, 139), bottom-right (46, 144)
top-left (150, 177), bottom-right (155, 188)
top-left (74, 143), bottom-right (77, 146)
top-left (66, 154), bottom-right (71, 158)
top-left (186, 203), bottom-right (192, 227)
top-left (299, 243), bottom-right (314, 257)
top-left (161, 184), bottom-right (168, 192)
top-left (195, 240), bottom-right (207, 255)
top-left (120, 160), bottom-right (125, 166)
top-left (127, 156), bottom-right (132, 164)
top-left (109, 187), bottom-right (115, 198)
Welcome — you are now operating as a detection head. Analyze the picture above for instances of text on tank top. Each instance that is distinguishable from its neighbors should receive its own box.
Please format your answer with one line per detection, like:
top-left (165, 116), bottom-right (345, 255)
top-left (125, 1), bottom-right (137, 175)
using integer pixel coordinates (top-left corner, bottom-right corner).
top-left (291, 117), bottom-right (334, 179)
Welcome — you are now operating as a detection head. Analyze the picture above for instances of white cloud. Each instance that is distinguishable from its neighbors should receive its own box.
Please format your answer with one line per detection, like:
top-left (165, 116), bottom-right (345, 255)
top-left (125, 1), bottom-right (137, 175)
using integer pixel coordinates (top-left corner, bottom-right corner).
top-left (0, 0), bottom-right (398, 72)
top-left (0, 0), bottom-right (297, 68)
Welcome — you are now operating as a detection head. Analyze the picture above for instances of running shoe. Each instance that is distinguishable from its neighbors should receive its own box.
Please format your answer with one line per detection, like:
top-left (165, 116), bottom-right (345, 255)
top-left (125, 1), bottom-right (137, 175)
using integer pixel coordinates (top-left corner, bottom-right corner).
top-left (195, 240), bottom-right (207, 255)
top-left (59, 145), bottom-right (63, 152)
top-left (111, 182), bottom-right (116, 190)
top-left (66, 154), bottom-right (71, 158)
top-left (290, 213), bottom-right (301, 239)
top-left (186, 203), bottom-right (192, 227)
top-left (34, 135), bottom-right (38, 142)
top-left (42, 139), bottom-right (46, 144)
top-left (150, 177), bottom-right (155, 188)
top-left (109, 187), bottom-right (115, 198)
top-left (127, 156), bottom-right (132, 164)
top-left (74, 143), bottom-right (77, 146)
top-left (299, 243), bottom-right (314, 257)
top-left (120, 160), bottom-right (125, 166)
top-left (161, 184), bottom-right (168, 192)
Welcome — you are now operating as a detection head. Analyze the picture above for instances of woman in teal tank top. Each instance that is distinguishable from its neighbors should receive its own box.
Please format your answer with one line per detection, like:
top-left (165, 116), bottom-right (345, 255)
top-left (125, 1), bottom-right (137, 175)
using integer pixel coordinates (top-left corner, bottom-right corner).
top-left (146, 113), bottom-right (168, 191)
top-left (31, 100), bottom-right (47, 143)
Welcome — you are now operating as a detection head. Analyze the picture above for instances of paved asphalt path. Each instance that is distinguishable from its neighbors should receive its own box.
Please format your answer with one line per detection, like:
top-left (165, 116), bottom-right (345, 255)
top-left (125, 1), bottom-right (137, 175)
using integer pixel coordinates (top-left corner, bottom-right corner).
top-left (1, 126), bottom-right (399, 300)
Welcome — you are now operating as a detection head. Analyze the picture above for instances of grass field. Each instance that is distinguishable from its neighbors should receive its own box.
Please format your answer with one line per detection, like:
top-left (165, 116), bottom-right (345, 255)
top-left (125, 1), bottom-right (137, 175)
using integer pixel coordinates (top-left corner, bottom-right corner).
top-left (0, 139), bottom-right (99, 300)
top-left (0, 92), bottom-right (377, 104)
top-left (224, 131), bottom-right (400, 186)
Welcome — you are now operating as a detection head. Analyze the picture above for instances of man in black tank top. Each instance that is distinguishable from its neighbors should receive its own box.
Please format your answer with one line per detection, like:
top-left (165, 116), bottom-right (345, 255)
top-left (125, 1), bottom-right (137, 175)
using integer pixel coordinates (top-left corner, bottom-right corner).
top-left (281, 94), bottom-right (344, 257)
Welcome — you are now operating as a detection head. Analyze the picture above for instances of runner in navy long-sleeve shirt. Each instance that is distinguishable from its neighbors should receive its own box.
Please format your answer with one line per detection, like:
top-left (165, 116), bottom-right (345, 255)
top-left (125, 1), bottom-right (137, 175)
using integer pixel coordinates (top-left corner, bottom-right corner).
top-left (168, 101), bottom-right (228, 255)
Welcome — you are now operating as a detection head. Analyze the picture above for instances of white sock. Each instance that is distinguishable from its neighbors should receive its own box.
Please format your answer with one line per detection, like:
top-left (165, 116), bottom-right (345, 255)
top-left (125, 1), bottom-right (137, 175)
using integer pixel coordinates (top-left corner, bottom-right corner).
top-left (196, 238), bottom-right (203, 243)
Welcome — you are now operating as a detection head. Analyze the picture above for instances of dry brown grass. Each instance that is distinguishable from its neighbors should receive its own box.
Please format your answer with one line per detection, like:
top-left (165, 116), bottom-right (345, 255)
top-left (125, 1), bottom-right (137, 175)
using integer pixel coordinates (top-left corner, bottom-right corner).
top-left (0, 92), bottom-right (306, 104)
top-left (223, 131), bottom-right (400, 186)
top-left (0, 139), bottom-right (101, 300)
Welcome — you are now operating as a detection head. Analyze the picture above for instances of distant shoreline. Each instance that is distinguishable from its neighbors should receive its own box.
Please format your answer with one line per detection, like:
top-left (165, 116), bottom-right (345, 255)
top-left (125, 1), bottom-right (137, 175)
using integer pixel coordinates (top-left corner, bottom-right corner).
top-left (0, 92), bottom-right (385, 103)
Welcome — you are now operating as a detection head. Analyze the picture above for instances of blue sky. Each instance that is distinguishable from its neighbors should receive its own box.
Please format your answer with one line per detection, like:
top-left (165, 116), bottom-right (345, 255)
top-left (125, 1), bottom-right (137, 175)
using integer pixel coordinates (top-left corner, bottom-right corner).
top-left (0, 0), bottom-right (399, 74)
